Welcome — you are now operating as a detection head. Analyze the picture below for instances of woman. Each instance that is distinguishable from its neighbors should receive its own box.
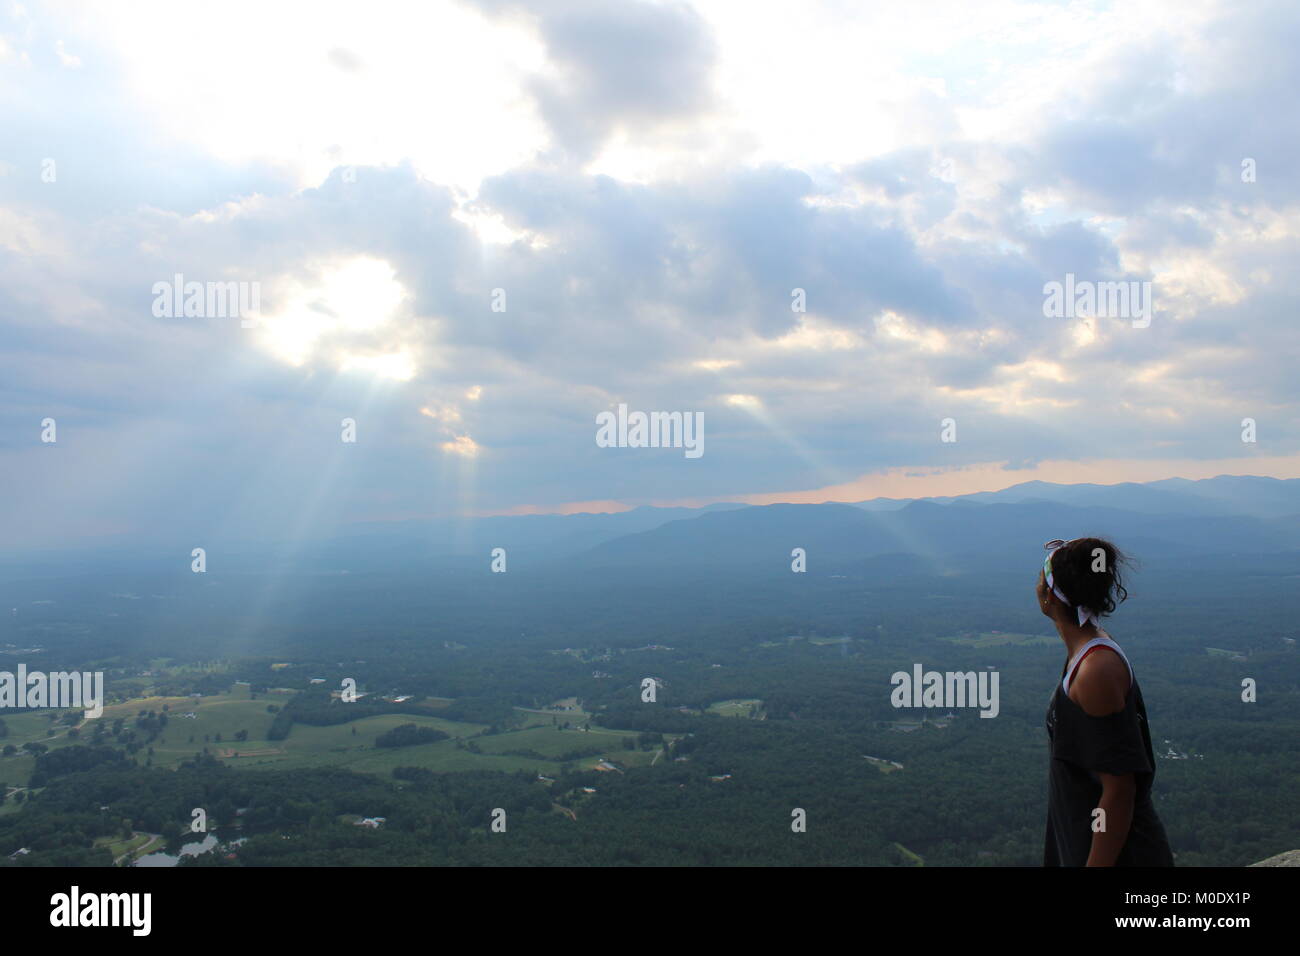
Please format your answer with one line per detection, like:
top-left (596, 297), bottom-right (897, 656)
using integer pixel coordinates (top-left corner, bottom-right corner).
top-left (1038, 537), bottom-right (1173, 866)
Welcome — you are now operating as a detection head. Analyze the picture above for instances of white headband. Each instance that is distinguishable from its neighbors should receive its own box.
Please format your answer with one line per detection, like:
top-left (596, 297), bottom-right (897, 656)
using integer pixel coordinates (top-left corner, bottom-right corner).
top-left (1044, 540), bottom-right (1098, 628)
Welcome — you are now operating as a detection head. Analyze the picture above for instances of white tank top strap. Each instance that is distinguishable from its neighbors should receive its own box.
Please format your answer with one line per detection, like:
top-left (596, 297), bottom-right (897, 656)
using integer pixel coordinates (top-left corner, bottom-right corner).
top-left (1062, 635), bottom-right (1133, 696)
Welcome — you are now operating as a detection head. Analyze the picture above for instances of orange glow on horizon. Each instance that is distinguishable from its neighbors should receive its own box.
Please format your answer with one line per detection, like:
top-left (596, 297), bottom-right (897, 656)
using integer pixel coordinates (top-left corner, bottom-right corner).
top-left (474, 453), bottom-right (1300, 517)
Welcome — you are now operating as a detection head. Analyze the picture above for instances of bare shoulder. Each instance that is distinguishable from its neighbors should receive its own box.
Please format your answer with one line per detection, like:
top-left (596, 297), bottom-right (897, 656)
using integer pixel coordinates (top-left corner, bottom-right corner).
top-left (1069, 647), bottom-right (1129, 716)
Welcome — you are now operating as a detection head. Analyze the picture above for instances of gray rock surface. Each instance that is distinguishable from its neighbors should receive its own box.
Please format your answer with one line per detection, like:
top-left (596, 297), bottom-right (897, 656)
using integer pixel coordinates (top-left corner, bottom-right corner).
top-left (1250, 850), bottom-right (1300, 866)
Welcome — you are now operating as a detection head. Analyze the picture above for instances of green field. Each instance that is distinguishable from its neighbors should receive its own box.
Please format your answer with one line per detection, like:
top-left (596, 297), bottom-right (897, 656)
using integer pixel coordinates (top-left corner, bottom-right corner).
top-left (229, 716), bottom-right (659, 777)
top-left (945, 631), bottom-right (1054, 647)
top-left (93, 831), bottom-right (161, 864)
top-left (892, 842), bottom-right (924, 866)
top-left (0, 681), bottom-right (674, 784)
top-left (1, 707), bottom-right (93, 788)
top-left (475, 724), bottom-right (635, 757)
top-left (864, 755), bottom-right (904, 774)
top-left (707, 699), bottom-right (764, 718)
top-left (516, 703), bottom-right (592, 722)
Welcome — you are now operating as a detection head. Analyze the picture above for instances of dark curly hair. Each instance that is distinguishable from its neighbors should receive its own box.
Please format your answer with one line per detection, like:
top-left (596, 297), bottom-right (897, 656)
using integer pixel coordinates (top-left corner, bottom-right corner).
top-left (1048, 537), bottom-right (1131, 617)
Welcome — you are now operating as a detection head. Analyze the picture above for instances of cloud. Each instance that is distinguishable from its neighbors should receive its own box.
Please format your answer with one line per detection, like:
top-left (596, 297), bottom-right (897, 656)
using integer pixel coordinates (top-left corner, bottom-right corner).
top-left (327, 47), bottom-right (364, 73)
top-left (0, 0), bottom-right (1298, 549)
top-left (469, 0), bottom-right (718, 160)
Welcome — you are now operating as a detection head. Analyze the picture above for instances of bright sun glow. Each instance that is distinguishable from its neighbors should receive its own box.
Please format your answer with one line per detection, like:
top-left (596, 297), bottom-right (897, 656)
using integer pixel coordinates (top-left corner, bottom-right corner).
top-left (341, 349), bottom-right (416, 382)
top-left (258, 256), bottom-right (413, 380)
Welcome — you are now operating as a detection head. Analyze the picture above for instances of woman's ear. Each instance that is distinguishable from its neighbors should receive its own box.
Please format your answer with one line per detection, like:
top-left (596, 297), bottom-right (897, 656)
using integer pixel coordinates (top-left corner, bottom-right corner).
top-left (1036, 571), bottom-right (1052, 614)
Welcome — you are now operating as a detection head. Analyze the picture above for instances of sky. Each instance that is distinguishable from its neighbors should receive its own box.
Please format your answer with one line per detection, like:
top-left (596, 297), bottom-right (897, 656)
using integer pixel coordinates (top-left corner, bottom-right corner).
top-left (2, 0), bottom-right (1298, 550)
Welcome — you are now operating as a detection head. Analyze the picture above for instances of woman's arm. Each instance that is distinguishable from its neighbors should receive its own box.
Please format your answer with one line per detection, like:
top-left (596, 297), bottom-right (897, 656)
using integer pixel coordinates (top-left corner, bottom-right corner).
top-left (1069, 650), bottom-right (1135, 867)
top-left (1087, 771), bottom-right (1136, 866)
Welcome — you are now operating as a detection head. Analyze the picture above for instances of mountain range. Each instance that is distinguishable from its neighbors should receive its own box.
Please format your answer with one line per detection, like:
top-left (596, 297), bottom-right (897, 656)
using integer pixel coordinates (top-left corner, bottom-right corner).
top-left (5, 475), bottom-right (1296, 578)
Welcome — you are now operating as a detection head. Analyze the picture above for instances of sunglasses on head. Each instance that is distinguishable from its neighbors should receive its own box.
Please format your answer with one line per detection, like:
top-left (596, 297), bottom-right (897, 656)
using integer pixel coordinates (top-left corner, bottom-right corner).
top-left (1043, 538), bottom-right (1069, 578)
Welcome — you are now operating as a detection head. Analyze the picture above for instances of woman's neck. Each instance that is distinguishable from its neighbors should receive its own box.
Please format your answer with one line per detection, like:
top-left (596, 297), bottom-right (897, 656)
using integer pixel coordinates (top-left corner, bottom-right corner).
top-left (1054, 616), bottom-right (1101, 659)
